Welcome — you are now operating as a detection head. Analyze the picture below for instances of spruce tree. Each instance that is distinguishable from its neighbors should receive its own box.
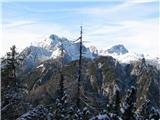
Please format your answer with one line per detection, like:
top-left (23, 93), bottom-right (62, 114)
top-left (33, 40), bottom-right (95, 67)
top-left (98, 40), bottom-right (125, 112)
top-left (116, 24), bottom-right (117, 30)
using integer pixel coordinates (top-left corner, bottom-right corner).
top-left (1, 45), bottom-right (23, 105)
top-left (1, 45), bottom-right (25, 119)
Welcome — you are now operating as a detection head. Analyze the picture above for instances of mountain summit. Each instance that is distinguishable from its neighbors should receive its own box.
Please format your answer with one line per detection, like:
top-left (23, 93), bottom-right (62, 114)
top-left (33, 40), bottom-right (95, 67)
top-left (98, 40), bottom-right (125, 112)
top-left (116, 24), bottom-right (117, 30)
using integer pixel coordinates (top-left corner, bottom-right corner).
top-left (38, 34), bottom-right (93, 60)
top-left (107, 44), bottom-right (128, 55)
top-left (21, 34), bottom-right (94, 71)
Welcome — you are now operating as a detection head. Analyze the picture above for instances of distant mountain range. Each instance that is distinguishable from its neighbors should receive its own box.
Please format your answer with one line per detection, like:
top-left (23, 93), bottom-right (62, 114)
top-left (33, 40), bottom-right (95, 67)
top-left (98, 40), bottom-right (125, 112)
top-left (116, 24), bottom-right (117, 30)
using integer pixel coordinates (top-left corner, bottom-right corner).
top-left (20, 34), bottom-right (160, 71)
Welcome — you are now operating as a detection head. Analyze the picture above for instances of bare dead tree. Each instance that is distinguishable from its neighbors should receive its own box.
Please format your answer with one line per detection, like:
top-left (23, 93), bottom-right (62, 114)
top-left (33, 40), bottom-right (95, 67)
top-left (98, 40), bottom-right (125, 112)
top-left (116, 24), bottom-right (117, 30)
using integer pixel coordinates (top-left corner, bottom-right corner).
top-left (77, 26), bottom-right (83, 108)
top-left (59, 40), bottom-right (64, 99)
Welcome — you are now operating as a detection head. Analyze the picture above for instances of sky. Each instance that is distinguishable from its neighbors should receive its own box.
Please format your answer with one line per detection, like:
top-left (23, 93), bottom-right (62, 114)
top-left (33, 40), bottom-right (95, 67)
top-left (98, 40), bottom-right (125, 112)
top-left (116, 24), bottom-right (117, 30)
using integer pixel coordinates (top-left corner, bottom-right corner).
top-left (0, 0), bottom-right (160, 57)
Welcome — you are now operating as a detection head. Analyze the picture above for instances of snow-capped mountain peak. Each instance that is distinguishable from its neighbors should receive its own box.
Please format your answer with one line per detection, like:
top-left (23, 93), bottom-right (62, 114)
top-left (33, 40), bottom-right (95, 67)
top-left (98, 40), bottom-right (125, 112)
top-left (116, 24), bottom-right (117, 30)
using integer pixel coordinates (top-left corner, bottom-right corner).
top-left (20, 35), bottom-right (160, 71)
top-left (20, 34), bottom-right (94, 70)
top-left (37, 34), bottom-right (62, 50)
top-left (107, 44), bottom-right (128, 55)
top-left (98, 45), bottom-right (141, 63)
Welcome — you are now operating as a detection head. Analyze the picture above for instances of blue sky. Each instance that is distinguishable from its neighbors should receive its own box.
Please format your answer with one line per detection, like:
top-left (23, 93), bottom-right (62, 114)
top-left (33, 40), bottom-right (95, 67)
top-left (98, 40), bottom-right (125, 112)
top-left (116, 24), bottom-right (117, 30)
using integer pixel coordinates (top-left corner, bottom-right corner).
top-left (1, 0), bottom-right (159, 56)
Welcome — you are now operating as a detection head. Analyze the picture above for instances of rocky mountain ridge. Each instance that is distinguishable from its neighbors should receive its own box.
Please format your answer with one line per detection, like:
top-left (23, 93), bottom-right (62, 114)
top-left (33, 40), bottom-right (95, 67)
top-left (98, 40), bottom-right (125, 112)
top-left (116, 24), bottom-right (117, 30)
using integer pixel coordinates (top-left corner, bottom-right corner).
top-left (20, 34), bottom-right (160, 71)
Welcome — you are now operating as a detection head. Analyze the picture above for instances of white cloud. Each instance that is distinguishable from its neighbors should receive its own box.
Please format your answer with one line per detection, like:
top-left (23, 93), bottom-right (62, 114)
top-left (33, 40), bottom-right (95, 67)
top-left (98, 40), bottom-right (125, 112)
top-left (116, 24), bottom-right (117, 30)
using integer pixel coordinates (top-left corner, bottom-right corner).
top-left (84, 19), bottom-right (159, 57)
top-left (75, 2), bottom-right (132, 15)
top-left (1, 18), bottom-right (159, 57)
top-left (5, 20), bottom-right (35, 28)
top-left (76, 0), bottom-right (157, 17)
top-left (1, 21), bottom-right (79, 56)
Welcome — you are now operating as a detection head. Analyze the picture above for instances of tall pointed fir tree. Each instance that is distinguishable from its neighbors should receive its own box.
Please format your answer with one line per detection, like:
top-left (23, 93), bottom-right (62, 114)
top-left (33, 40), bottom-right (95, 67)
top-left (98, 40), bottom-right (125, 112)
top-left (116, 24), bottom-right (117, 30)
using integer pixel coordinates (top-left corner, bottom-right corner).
top-left (1, 45), bottom-right (26, 119)
top-left (1, 45), bottom-right (23, 106)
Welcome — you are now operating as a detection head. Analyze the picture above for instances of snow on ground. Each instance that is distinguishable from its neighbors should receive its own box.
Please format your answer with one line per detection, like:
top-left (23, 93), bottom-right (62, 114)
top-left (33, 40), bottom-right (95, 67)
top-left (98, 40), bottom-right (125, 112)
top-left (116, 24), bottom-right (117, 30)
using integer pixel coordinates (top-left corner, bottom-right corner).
top-left (37, 64), bottom-right (44, 68)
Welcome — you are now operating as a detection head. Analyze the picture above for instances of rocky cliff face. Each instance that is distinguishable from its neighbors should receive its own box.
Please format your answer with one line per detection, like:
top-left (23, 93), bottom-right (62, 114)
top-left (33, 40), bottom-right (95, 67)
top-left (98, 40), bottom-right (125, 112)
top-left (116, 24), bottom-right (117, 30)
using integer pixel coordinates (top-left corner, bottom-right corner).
top-left (20, 56), bottom-right (160, 110)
